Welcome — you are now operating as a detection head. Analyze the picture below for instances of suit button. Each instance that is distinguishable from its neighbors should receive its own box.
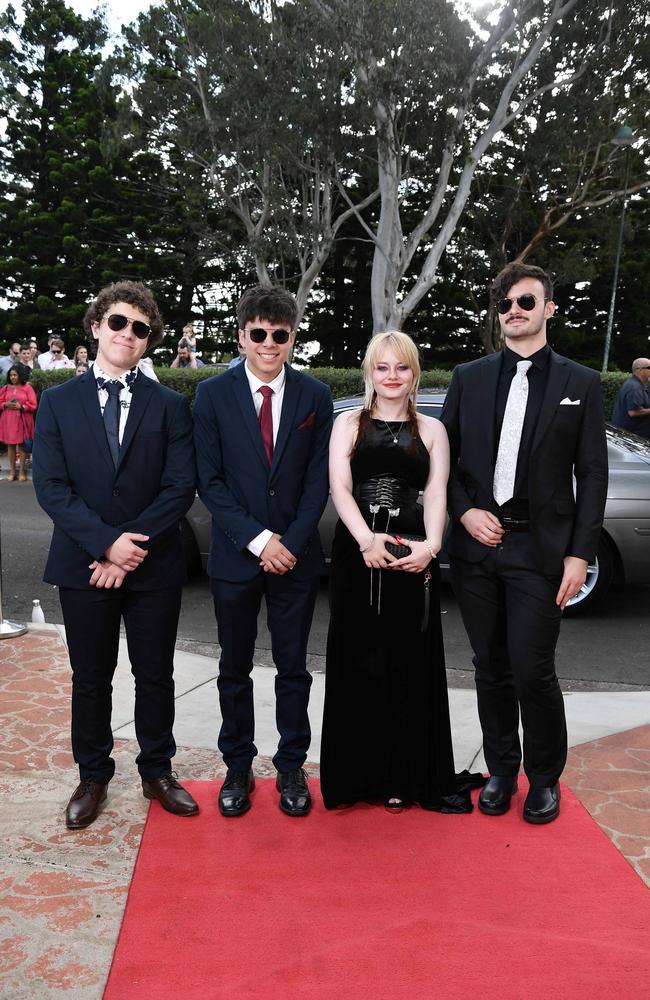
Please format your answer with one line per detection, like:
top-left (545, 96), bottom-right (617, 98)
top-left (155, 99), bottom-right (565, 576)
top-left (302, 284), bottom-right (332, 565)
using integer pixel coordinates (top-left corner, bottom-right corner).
top-left (112, 488), bottom-right (120, 497)
top-left (269, 489), bottom-right (275, 496)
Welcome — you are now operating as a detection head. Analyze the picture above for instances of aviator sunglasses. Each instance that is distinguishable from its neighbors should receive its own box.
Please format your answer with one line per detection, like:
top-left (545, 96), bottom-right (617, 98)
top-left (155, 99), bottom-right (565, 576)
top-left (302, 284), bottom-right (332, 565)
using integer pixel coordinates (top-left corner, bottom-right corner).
top-left (106, 313), bottom-right (152, 339)
top-left (247, 327), bottom-right (292, 345)
top-left (496, 293), bottom-right (546, 315)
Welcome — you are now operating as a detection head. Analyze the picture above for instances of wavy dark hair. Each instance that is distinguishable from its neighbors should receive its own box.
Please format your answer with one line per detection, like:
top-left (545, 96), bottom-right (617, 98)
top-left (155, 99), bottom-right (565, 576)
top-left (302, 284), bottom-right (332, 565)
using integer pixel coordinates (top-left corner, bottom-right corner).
top-left (490, 262), bottom-right (554, 304)
top-left (83, 281), bottom-right (164, 349)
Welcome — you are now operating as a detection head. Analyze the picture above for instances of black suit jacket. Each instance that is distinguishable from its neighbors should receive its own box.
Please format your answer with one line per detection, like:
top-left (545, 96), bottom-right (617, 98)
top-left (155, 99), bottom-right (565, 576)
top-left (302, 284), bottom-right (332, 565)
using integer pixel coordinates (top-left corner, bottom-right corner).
top-left (440, 349), bottom-right (608, 576)
top-left (33, 369), bottom-right (196, 589)
top-left (193, 362), bottom-right (333, 583)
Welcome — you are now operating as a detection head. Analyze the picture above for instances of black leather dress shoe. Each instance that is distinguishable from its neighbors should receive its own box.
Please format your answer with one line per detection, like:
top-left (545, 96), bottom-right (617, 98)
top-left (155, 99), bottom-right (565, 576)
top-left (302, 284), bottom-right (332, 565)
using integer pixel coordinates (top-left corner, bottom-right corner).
top-left (523, 783), bottom-right (560, 824)
top-left (276, 767), bottom-right (311, 816)
top-left (478, 775), bottom-right (518, 816)
top-left (66, 779), bottom-right (108, 829)
top-left (142, 773), bottom-right (199, 816)
top-left (219, 768), bottom-right (255, 817)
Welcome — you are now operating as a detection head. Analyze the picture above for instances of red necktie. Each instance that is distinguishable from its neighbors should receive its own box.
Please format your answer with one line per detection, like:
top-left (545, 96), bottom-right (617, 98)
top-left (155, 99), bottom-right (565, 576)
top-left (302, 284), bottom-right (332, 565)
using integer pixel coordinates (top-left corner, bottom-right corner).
top-left (258, 385), bottom-right (274, 465)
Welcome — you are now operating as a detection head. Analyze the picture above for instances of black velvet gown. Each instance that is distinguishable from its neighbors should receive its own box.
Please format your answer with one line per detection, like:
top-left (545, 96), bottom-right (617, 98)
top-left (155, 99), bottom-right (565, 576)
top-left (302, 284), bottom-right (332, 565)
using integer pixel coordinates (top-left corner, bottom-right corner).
top-left (320, 419), bottom-right (480, 811)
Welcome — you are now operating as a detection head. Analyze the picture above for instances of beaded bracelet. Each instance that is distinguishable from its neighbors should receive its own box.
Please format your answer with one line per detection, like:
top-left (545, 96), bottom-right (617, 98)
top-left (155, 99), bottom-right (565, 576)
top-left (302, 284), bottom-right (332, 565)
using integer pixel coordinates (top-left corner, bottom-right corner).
top-left (359, 533), bottom-right (375, 553)
top-left (424, 539), bottom-right (435, 560)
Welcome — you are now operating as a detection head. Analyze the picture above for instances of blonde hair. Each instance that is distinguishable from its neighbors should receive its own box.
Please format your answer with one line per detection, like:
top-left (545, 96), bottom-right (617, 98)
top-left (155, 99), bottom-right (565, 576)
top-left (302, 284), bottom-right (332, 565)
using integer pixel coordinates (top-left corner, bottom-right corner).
top-left (362, 330), bottom-right (421, 411)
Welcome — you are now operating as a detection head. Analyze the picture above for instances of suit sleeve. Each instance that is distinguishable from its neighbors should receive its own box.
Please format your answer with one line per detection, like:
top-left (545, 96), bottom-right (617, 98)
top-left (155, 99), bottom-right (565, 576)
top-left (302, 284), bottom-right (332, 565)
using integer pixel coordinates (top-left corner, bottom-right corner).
top-left (279, 385), bottom-right (333, 559)
top-left (440, 368), bottom-right (475, 521)
top-left (118, 393), bottom-right (196, 541)
top-left (32, 389), bottom-right (122, 559)
top-left (568, 373), bottom-right (608, 561)
top-left (193, 380), bottom-right (269, 549)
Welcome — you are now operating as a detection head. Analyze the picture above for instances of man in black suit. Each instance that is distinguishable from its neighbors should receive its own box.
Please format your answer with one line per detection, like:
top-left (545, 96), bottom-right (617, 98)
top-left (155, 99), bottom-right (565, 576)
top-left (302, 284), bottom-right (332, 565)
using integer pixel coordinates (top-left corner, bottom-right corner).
top-left (34, 281), bottom-right (199, 828)
top-left (194, 285), bottom-right (332, 818)
top-left (441, 263), bottom-right (607, 824)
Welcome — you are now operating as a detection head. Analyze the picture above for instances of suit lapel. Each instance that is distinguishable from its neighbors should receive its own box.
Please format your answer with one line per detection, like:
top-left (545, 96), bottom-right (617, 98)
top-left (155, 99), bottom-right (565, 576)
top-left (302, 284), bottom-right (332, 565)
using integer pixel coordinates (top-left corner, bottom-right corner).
top-left (271, 365), bottom-right (301, 474)
top-left (78, 369), bottom-right (115, 473)
top-left (531, 350), bottom-right (571, 453)
top-left (117, 373), bottom-right (154, 469)
top-left (231, 362), bottom-right (269, 468)
top-left (477, 352), bottom-right (502, 485)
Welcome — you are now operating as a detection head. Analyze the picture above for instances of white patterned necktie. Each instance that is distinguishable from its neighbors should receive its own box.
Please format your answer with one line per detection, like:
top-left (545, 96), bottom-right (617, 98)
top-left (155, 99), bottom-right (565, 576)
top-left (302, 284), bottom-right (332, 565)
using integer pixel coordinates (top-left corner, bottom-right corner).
top-left (493, 359), bottom-right (533, 506)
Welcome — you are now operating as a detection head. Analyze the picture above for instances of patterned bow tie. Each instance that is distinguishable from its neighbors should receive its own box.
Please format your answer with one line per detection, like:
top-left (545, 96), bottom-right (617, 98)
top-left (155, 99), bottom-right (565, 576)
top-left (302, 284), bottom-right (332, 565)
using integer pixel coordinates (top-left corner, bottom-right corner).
top-left (95, 367), bottom-right (138, 392)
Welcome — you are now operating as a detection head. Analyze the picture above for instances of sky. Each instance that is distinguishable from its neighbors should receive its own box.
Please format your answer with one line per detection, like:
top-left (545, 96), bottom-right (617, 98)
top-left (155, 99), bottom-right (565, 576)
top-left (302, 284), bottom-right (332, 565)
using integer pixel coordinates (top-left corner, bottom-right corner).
top-left (66, 0), bottom-right (160, 36)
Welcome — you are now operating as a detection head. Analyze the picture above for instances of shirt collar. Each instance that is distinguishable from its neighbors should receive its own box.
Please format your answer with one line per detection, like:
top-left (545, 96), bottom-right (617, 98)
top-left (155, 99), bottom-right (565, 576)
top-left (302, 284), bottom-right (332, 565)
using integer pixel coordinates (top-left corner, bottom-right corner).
top-left (243, 361), bottom-right (286, 396)
top-left (502, 343), bottom-right (550, 373)
top-left (95, 364), bottom-right (139, 390)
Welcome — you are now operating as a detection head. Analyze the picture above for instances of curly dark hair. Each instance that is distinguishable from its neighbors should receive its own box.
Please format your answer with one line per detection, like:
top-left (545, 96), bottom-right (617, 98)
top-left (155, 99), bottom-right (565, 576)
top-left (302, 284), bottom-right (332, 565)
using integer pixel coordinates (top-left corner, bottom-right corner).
top-left (490, 263), bottom-right (554, 305)
top-left (236, 285), bottom-right (298, 331)
top-left (7, 363), bottom-right (30, 386)
top-left (83, 281), bottom-right (164, 349)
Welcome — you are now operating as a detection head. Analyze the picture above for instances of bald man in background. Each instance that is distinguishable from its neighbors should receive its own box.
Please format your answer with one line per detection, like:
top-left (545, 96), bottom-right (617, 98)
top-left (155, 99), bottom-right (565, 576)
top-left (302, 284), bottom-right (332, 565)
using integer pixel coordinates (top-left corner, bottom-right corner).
top-left (612, 358), bottom-right (650, 439)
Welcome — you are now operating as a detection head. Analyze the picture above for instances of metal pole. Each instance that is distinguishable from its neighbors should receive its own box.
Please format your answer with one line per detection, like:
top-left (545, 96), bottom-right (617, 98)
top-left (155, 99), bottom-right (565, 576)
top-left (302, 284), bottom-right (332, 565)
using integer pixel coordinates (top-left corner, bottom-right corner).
top-left (0, 519), bottom-right (27, 638)
top-left (602, 146), bottom-right (632, 373)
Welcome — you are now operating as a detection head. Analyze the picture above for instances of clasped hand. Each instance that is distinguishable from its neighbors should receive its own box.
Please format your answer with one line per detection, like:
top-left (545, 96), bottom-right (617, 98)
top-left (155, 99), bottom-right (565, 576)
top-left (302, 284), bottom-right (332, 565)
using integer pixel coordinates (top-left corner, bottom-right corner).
top-left (260, 533), bottom-right (297, 575)
top-left (88, 532), bottom-right (149, 588)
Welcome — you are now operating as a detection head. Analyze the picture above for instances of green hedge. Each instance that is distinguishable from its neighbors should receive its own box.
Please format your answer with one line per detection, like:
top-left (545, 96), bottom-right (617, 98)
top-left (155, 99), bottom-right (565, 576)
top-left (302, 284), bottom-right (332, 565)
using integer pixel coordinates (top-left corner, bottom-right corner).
top-left (28, 364), bottom-right (626, 417)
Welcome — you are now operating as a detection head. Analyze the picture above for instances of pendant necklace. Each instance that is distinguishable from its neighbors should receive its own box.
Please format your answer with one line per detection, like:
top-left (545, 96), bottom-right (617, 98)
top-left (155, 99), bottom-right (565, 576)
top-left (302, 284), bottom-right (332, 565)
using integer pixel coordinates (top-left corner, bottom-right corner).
top-left (376, 415), bottom-right (405, 444)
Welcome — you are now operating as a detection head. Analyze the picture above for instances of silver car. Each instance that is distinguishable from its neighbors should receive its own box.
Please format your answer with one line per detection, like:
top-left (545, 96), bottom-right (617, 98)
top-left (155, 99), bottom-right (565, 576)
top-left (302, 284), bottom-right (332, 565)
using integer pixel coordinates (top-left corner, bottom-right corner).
top-left (183, 392), bottom-right (650, 615)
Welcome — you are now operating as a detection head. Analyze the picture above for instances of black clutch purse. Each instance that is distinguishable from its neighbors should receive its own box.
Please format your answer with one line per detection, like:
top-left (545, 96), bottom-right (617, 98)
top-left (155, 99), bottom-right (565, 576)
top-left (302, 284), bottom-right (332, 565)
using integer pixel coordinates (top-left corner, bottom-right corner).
top-left (384, 534), bottom-right (426, 559)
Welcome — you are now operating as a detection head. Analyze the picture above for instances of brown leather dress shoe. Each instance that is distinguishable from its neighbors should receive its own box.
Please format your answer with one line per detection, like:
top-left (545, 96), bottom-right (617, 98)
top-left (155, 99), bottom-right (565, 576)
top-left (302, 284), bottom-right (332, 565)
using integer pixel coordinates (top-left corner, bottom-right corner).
top-left (142, 773), bottom-right (199, 816)
top-left (66, 779), bottom-right (108, 829)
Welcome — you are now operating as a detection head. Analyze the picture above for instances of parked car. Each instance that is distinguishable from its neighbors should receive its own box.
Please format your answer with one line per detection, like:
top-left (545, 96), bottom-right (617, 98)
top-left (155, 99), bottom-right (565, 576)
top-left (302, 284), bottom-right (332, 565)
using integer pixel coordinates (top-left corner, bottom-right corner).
top-left (183, 393), bottom-right (650, 615)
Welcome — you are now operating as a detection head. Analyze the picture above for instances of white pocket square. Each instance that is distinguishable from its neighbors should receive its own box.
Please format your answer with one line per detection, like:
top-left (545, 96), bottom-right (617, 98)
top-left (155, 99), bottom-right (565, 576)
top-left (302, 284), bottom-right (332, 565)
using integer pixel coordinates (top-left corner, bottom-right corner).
top-left (560, 397), bottom-right (580, 406)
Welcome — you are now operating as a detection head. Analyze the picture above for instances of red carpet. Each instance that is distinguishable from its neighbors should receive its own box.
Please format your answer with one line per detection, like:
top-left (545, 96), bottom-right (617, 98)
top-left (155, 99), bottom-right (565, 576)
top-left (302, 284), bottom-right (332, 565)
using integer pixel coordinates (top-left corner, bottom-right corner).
top-left (104, 779), bottom-right (650, 1000)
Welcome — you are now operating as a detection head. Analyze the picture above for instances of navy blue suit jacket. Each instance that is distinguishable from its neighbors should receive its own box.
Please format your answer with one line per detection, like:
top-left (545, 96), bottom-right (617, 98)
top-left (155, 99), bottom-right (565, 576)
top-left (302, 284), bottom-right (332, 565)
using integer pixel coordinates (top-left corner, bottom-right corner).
top-left (193, 362), bottom-right (333, 582)
top-left (33, 369), bottom-right (196, 590)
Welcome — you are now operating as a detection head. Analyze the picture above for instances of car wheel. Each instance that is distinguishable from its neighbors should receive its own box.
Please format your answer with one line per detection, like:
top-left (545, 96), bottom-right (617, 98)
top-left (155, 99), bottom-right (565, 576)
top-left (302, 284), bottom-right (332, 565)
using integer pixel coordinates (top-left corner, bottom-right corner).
top-left (563, 535), bottom-right (614, 616)
top-left (180, 517), bottom-right (202, 578)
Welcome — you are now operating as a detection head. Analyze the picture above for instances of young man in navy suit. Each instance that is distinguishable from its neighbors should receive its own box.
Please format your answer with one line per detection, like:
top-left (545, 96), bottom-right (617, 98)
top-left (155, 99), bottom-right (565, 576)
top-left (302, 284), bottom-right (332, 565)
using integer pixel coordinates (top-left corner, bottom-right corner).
top-left (442, 263), bottom-right (608, 825)
top-left (34, 281), bottom-right (199, 828)
top-left (194, 286), bottom-right (333, 817)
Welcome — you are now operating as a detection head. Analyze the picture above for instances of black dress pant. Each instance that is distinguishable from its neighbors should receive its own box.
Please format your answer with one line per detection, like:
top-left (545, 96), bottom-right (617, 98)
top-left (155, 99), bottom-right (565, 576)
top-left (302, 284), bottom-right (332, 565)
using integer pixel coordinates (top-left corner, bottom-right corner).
top-left (59, 586), bottom-right (182, 784)
top-left (211, 573), bottom-right (319, 773)
top-left (450, 531), bottom-right (566, 785)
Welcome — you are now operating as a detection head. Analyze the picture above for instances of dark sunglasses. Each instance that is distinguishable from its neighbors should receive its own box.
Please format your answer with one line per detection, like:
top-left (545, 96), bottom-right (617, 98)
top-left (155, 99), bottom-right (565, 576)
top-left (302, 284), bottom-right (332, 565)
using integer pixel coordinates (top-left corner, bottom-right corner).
top-left (496, 293), bottom-right (546, 315)
top-left (50, 349), bottom-right (62, 355)
top-left (107, 313), bottom-right (151, 339)
top-left (247, 327), bottom-right (292, 345)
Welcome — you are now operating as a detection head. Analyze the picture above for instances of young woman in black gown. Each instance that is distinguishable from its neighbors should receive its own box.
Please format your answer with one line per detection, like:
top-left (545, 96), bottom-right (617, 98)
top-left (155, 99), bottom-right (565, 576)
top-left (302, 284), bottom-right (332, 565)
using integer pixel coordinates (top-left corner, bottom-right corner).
top-left (320, 332), bottom-right (482, 813)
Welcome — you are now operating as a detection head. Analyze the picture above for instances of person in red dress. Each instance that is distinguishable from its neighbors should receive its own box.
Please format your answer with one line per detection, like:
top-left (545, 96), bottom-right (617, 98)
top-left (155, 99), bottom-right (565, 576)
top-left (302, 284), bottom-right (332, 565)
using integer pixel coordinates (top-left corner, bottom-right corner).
top-left (0, 364), bottom-right (37, 481)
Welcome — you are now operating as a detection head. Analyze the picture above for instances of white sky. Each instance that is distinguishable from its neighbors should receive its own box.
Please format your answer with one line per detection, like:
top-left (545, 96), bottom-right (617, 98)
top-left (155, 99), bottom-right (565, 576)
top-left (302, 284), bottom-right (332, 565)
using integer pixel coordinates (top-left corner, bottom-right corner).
top-left (66, 0), bottom-right (160, 36)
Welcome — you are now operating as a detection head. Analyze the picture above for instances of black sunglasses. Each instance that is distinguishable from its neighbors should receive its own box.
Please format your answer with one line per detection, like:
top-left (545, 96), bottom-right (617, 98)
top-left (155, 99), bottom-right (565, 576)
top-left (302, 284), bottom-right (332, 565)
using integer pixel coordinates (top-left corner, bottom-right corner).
top-left (107, 313), bottom-right (151, 339)
top-left (247, 327), bottom-right (292, 345)
top-left (497, 293), bottom-right (546, 315)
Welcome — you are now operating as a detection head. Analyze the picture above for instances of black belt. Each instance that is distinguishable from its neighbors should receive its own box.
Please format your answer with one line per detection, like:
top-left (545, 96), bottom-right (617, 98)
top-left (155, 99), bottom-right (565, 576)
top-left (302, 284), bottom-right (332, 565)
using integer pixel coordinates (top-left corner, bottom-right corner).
top-left (500, 516), bottom-right (530, 532)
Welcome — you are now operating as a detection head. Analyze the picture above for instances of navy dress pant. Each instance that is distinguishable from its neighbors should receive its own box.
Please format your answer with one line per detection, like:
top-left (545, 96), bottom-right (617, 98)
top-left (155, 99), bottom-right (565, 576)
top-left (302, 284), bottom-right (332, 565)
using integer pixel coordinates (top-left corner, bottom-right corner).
top-left (59, 586), bottom-right (182, 784)
top-left (211, 573), bottom-right (319, 773)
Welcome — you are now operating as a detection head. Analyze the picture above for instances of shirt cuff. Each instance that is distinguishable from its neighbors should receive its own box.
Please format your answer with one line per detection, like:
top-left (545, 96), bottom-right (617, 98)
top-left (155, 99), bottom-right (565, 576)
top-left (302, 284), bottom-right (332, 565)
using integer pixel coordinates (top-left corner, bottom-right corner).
top-left (247, 529), bottom-right (273, 558)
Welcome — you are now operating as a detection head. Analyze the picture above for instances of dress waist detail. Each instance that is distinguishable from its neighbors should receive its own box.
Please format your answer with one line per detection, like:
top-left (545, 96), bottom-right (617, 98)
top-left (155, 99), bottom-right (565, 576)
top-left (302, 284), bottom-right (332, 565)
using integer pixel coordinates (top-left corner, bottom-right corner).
top-left (353, 475), bottom-right (420, 513)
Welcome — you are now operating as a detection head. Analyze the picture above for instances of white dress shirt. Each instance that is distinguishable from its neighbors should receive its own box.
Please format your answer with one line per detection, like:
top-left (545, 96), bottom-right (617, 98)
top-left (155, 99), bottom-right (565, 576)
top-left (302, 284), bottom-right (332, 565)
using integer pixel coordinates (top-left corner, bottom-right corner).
top-left (242, 362), bottom-right (286, 557)
top-left (94, 364), bottom-right (138, 444)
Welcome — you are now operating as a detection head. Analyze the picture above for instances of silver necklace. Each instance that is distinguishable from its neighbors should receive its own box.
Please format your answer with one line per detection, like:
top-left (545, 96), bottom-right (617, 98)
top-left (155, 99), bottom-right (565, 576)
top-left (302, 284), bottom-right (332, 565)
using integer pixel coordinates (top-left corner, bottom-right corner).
top-left (375, 415), bottom-right (405, 444)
